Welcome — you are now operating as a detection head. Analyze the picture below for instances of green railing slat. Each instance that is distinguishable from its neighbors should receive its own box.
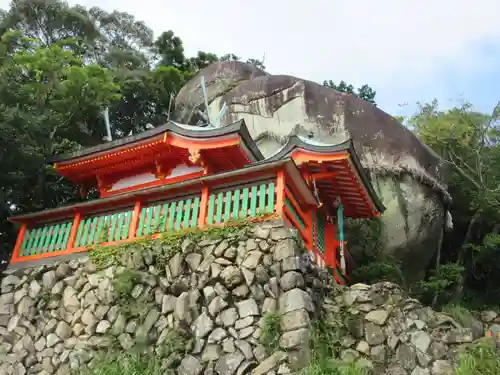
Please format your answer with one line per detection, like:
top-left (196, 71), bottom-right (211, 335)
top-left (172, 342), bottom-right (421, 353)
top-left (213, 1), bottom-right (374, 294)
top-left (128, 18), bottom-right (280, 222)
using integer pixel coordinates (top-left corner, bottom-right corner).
top-left (241, 188), bottom-right (249, 217)
top-left (160, 203), bottom-right (169, 232)
top-left (96, 215), bottom-right (108, 244)
top-left (87, 217), bottom-right (99, 246)
top-left (60, 222), bottom-right (72, 250)
top-left (145, 206), bottom-right (154, 235)
top-left (183, 199), bottom-right (192, 229)
top-left (24, 230), bottom-right (35, 256)
top-left (191, 197), bottom-right (200, 228)
top-left (250, 186), bottom-right (258, 217)
top-left (167, 202), bottom-right (177, 230)
top-left (122, 212), bottom-right (131, 239)
top-left (232, 189), bottom-right (240, 219)
top-left (54, 223), bottom-right (66, 250)
top-left (152, 205), bottom-right (162, 233)
top-left (175, 200), bottom-right (184, 230)
top-left (40, 226), bottom-right (53, 253)
top-left (207, 194), bottom-right (216, 225)
top-left (75, 220), bottom-right (85, 248)
top-left (80, 219), bottom-right (90, 247)
top-left (31, 228), bottom-right (43, 255)
top-left (259, 184), bottom-right (266, 213)
top-left (115, 214), bottom-right (124, 241)
top-left (48, 224), bottom-right (60, 252)
top-left (108, 214), bottom-right (118, 242)
top-left (215, 193), bottom-right (224, 223)
top-left (224, 191), bottom-right (232, 222)
top-left (137, 209), bottom-right (147, 237)
top-left (267, 182), bottom-right (275, 213)
top-left (93, 217), bottom-right (105, 245)
top-left (20, 229), bottom-right (32, 256)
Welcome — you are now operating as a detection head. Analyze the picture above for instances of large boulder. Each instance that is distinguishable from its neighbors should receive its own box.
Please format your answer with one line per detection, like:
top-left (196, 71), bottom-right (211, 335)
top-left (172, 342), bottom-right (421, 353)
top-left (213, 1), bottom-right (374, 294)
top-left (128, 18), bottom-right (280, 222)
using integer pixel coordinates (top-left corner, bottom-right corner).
top-left (174, 61), bottom-right (451, 282)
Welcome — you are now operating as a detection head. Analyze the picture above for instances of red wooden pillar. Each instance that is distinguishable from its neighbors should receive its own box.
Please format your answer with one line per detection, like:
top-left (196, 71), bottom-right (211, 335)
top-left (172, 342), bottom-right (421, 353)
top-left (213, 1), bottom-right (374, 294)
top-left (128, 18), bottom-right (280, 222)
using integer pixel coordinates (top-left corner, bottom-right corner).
top-left (67, 212), bottom-right (82, 249)
top-left (324, 221), bottom-right (337, 270)
top-left (198, 186), bottom-right (209, 227)
top-left (128, 200), bottom-right (142, 239)
top-left (275, 170), bottom-right (285, 216)
top-left (10, 223), bottom-right (27, 263)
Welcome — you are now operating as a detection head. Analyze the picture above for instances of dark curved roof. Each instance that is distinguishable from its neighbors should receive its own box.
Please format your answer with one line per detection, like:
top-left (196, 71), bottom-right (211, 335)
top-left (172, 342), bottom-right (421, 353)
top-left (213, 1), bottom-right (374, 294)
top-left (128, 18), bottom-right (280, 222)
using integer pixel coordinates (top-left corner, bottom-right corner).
top-left (48, 119), bottom-right (265, 164)
top-left (267, 135), bottom-right (385, 214)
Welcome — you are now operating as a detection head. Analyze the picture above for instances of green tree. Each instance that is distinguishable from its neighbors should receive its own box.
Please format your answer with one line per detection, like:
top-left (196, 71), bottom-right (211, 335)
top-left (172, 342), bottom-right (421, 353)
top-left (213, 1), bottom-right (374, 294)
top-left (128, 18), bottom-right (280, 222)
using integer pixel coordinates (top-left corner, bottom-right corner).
top-left (323, 79), bottom-right (377, 105)
top-left (409, 100), bottom-right (500, 305)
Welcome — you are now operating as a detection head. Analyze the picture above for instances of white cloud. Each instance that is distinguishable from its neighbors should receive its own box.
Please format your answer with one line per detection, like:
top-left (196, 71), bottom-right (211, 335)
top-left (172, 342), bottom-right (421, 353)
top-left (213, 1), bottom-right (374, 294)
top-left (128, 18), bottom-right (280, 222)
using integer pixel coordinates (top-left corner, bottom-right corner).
top-left (2, 0), bottom-right (500, 115)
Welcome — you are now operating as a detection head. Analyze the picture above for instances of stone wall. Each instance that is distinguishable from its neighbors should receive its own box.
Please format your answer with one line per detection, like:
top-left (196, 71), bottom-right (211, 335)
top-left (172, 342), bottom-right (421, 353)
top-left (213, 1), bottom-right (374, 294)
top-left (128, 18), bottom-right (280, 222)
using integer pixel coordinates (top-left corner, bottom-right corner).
top-left (0, 221), bottom-right (329, 375)
top-left (0, 221), bottom-right (496, 375)
top-left (323, 282), bottom-right (486, 374)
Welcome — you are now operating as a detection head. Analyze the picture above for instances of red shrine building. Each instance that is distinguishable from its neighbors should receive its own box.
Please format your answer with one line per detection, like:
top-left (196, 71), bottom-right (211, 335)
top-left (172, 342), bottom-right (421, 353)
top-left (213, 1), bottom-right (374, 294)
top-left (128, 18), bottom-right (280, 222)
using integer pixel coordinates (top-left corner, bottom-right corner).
top-left (8, 120), bottom-right (384, 284)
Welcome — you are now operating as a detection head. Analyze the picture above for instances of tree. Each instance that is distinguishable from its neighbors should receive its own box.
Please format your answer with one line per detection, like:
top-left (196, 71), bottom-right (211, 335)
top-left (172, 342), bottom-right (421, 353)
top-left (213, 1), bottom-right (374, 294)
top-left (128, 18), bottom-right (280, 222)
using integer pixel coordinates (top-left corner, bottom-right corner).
top-left (323, 79), bottom-right (377, 106)
top-left (409, 100), bottom-right (500, 304)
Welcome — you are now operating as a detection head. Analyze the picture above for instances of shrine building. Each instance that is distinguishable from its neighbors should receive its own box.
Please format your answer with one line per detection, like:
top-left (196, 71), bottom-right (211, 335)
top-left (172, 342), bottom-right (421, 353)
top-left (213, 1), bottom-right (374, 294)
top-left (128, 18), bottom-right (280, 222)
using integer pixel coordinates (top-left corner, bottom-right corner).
top-left (8, 120), bottom-right (385, 284)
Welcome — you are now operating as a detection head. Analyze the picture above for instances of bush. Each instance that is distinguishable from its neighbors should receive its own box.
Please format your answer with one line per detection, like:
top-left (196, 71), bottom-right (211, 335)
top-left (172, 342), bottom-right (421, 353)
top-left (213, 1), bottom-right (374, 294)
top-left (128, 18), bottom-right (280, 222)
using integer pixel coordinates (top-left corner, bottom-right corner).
top-left (441, 304), bottom-right (474, 327)
top-left (454, 339), bottom-right (500, 375)
top-left (76, 353), bottom-right (162, 375)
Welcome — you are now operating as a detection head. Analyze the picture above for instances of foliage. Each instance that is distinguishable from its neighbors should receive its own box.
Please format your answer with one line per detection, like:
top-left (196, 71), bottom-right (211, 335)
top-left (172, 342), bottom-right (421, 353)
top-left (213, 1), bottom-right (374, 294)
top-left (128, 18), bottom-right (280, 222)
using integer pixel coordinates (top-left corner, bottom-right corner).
top-left (351, 256), bottom-right (405, 286)
top-left (409, 100), bottom-right (500, 307)
top-left (75, 353), bottom-right (162, 375)
top-left (113, 269), bottom-right (139, 300)
top-left (454, 338), bottom-right (500, 375)
top-left (413, 263), bottom-right (465, 306)
top-left (323, 80), bottom-right (377, 106)
top-left (88, 216), bottom-right (254, 269)
top-left (301, 313), bottom-right (369, 375)
top-left (260, 312), bottom-right (282, 351)
top-left (441, 303), bottom-right (474, 327)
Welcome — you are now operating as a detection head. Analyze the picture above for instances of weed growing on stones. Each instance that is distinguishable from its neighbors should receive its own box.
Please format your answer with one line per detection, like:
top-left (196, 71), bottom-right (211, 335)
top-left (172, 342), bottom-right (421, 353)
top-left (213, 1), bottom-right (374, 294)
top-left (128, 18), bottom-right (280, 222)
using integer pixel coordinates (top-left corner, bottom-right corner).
top-left (454, 338), bottom-right (500, 374)
top-left (300, 311), bottom-right (369, 375)
top-left (260, 311), bottom-right (282, 351)
top-left (88, 216), bottom-right (260, 269)
top-left (74, 352), bottom-right (162, 375)
top-left (113, 269), bottom-right (139, 300)
top-left (441, 303), bottom-right (474, 327)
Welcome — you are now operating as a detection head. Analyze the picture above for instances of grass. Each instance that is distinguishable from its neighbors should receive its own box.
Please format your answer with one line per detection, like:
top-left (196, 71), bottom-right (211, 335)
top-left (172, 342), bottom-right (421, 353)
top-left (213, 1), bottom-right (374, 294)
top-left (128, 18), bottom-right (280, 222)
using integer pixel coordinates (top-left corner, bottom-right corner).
top-left (454, 339), bottom-right (500, 375)
top-left (441, 303), bottom-right (474, 327)
top-left (300, 313), bottom-right (369, 375)
top-left (76, 353), bottom-right (163, 375)
top-left (260, 312), bottom-right (282, 351)
top-left (113, 269), bottom-right (140, 300)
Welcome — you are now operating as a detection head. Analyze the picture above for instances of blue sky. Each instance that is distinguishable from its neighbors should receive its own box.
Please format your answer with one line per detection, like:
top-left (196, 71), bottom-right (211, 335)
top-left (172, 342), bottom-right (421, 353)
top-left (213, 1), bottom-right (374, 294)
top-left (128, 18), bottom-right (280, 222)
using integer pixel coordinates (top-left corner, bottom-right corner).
top-left (2, 0), bottom-right (500, 119)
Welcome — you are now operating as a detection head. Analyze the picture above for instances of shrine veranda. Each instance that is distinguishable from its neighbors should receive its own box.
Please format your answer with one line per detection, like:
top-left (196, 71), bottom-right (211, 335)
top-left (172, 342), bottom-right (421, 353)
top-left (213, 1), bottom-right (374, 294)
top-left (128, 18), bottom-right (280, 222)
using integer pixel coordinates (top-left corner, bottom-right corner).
top-left (8, 120), bottom-right (385, 284)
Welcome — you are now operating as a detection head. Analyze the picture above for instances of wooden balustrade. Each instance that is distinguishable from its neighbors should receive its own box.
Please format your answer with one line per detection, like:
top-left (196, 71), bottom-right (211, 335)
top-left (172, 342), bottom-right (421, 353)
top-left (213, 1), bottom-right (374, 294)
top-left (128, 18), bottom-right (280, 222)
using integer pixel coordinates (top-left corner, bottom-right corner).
top-left (9, 163), bottom-right (348, 285)
top-left (10, 179), bottom-right (280, 264)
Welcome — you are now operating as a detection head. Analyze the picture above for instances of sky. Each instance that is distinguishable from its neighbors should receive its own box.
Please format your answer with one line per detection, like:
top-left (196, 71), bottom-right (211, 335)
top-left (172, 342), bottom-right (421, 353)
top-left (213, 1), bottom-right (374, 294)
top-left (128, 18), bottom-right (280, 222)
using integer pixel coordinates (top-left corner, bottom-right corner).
top-left (3, 0), bottom-right (500, 119)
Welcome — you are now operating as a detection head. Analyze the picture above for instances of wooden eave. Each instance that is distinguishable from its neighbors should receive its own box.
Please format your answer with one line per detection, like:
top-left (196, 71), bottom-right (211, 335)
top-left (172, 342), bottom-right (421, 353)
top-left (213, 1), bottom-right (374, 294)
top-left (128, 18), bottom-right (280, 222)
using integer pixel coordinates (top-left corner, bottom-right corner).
top-left (9, 158), bottom-right (317, 224)
top-left (267, 136), bottom-right (385, 217)
top-left (50, 120), bottom-right (265, 183)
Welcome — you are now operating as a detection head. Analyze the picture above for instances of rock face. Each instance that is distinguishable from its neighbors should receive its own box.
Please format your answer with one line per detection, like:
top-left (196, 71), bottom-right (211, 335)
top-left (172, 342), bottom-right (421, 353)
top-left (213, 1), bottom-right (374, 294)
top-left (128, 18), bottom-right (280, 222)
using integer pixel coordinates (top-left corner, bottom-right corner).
top-left (0, 222), bottom-right (492, 374)
top-left (174, 61), bottom-right (452, 282)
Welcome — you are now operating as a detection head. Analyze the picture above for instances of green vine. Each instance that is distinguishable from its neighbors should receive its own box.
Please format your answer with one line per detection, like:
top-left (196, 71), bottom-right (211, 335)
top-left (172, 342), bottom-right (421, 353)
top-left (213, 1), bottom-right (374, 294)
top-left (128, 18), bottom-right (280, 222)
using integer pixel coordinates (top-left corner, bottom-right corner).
top-left (88, 215), bottom-right (265, 269)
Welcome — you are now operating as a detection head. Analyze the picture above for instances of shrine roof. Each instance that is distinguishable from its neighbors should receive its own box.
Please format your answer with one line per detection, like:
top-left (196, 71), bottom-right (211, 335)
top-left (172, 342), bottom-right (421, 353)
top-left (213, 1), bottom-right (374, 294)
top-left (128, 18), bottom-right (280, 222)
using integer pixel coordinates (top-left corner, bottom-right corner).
top-left (267, 136), bottom-right (385, 216)
top-left (47, 119), bottom-right (264, 164)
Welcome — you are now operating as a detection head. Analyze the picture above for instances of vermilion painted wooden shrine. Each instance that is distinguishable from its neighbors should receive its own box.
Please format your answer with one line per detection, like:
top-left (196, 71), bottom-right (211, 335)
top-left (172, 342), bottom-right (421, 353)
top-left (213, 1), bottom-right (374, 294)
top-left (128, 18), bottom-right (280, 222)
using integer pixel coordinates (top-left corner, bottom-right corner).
top-left (8, 120), bottom-right (385, 284)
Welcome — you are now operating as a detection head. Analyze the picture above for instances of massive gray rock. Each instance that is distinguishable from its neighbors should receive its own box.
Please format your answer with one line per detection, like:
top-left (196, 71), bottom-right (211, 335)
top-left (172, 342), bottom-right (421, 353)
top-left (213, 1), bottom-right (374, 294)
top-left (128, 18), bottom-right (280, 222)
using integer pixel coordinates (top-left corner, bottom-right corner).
top-left (174, 61), bottom-right (452, 282)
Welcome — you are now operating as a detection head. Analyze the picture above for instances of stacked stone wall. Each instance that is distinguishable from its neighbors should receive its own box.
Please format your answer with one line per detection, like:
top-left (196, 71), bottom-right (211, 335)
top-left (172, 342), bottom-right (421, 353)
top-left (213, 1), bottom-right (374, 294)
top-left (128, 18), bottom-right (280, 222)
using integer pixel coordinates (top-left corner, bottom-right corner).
top-left (0, 221), bottom-right (496, 375)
